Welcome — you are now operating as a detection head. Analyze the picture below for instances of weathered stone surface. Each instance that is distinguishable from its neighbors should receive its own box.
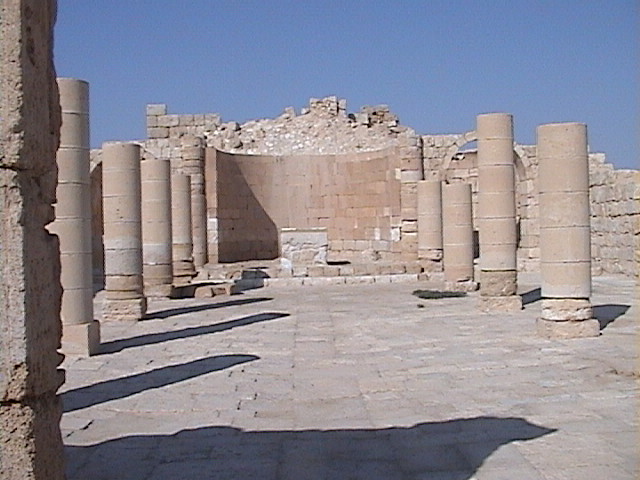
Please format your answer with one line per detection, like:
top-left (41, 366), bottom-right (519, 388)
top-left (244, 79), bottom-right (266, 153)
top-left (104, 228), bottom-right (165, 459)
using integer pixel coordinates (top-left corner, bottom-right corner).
top-left (478, 295), bottom-right (523, 313)
top-left (540, 298), bottom-right (593, 321)
top-left (480, 270), bottom-right (518, 296)
top-left (536, 317), bottom-right (600, 339)
top-left (102, 298), bottom-right (147, 322)
top-left (1, 0), bottom-right (65, 477)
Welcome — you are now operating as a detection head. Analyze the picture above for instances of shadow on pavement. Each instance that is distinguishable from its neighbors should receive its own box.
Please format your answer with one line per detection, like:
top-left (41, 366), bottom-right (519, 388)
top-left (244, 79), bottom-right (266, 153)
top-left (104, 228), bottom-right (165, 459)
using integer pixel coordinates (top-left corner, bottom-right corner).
top-left (520, 287), bottom-right (541, 306)
top-left (65, 416), bottom-right (555, 480)
top-left (100, 312), bottom-right (289, 354)
top-left (143, 296), bottom-right (273, 320)
top-left (593, 304), bottom-right (630, 330)
top-left (62, 354), bottom-right (259, 413)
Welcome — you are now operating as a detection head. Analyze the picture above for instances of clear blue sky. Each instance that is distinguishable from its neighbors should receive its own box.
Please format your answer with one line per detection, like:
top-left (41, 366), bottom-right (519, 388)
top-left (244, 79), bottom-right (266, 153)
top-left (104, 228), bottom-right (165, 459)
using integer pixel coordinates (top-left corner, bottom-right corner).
top-left (55, 0), bottom-right (638, 169)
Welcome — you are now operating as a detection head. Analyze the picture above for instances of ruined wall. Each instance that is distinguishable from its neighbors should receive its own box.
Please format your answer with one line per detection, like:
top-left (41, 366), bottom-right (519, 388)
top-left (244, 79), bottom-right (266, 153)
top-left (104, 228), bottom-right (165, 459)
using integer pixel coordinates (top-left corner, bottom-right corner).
top-left (90, 97), bottom-right (638, 278)
top-left (589, 157), bottom-right (639, 277)
top-left (423, 136), bottom-right (638, 278)
top-left (0, 1), bottom-right (66, 478)
top-left (210, 148), bottom-right (402, 263)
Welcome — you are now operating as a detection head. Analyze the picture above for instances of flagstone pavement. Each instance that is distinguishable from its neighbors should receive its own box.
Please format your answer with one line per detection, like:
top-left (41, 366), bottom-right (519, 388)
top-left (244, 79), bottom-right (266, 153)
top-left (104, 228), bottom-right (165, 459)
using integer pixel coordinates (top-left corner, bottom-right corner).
top-left (61, 273), bottom-right (638, 479)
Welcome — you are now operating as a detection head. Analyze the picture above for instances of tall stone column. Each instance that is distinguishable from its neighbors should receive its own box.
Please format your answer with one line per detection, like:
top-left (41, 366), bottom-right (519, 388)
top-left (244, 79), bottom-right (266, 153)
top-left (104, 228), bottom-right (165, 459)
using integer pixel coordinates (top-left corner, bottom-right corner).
top-left (49, 78), bottom-right (100, 356)
top-left (537, 122), bottom-right (599, 338)
top-left (417, 180), bottom-right (443, 274)
top-left (171, 174), bottom-right (195, 284)
top-left (442, 182), bottom-right (477, 291)
top-left (102, 142), bottom-right (147, 321)
top-left (476, 113), bottom-right (522, 311)
top-left (0, 1), bottom-right (65, 477)
top-left (181, 135), bottom-right (207, 269)
top-left (141, 154), bottom-right (173, 297)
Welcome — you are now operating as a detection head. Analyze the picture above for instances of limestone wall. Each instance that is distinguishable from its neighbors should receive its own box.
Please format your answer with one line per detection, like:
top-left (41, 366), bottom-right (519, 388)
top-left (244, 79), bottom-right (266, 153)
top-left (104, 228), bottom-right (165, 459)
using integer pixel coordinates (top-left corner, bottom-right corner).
top-left (422, 136), bottom-right (637, 278)
top-left (89, 97), bottom-right (638, 279)
top-left (209, 149), bottom-right (403, 263)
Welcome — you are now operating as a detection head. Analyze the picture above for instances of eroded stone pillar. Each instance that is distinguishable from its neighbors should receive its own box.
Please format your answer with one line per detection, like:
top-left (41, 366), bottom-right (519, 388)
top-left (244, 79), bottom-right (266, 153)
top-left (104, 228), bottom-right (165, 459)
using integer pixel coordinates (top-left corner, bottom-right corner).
top-left (50, 77), bottom-right (100, 356)
top-left (477, 113), bottom-right (522, 311)
top-left (442, 182), bottom-right (477, 291)
top-left (102, 142), bottom-right (147, 320)
top-left (181, 135), bottom-right (207, 269)
top-left (417, 180), bottom-right (443, 273)
top-left (537, 122), bottom-right (599, 338)
top-left (171, 174), bottom-right (195, 284)
top-left (0, 1), bottom-right (65, 477)
top-left (141, 154), bottom-right (173, 297)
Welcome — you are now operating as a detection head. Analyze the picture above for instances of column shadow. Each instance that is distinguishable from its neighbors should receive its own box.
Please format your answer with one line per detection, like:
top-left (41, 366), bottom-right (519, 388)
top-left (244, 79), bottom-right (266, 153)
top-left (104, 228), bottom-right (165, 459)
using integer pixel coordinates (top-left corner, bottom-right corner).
top-left (593, 304), bottom-right (630, 330)
top-left (99, 312), bottom-right (289, 354)
top-left (62, 354), bottom-right (259, 413)
top-left (65, 416), bottom-right (555, 480)
top-left (144, 296), bottom-right (273, 320)
top-left (520, 287), bottom-right (541, 306)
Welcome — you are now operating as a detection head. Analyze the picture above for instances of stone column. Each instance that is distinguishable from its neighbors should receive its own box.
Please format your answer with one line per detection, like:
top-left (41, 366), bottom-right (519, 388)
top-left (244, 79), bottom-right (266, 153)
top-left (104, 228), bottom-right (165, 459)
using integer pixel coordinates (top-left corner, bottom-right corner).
top-left (417, 180), bottom-right (443, 273)
top-left (102, 142), bottom-right (147, 320)
top-left (476, 113), bottom-right (522, 311)
top-left (49, 78), bottom-right (100, 355)
top-left (537, 122), bottom-right (599, 338)
top-left (442, 182), bottom-right (477, 291)
top-left (181, 135), bottom-right (207, 269)
top-left (141, 154), bottom-right (173, 297)
top-left (171, 174), bottom-right (195, 284)
top-left (0, 1), bottom-right (65, 477)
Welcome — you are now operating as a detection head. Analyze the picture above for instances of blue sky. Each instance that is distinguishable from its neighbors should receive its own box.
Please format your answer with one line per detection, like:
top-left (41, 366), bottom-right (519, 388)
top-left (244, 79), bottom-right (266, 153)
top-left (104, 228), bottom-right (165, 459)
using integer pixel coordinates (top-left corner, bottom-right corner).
top-left (55, 1), bottom-right (638, 169)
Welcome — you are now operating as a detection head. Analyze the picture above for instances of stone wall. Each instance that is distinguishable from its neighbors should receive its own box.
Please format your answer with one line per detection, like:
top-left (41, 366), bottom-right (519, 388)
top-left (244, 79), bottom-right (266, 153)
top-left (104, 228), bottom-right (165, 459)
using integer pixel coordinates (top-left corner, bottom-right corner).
top-left (0, 0), bottom-right (66, 478)
top-left (209, 148), bottom-right (403, 264)
top-left (88, 97), bottom-right (638, 279)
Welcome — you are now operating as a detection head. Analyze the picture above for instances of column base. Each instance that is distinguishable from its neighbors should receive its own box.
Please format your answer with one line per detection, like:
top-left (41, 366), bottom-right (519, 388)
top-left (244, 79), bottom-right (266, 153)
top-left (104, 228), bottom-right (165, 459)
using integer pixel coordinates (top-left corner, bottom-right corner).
top-left (103, 297), bottom-right (147, 321)
top-left (536, 317), bottom-right (600, 339)
top-left (480, 270), bottom-right (517, 296)
top-left (479, 295), bottom-right (523, 312)
top-left (61, 320), bottom-right (101, 356)
top-left (144, 283), bottom-right (173, 298)
top-left (444, 280), bottom-right (478, 292)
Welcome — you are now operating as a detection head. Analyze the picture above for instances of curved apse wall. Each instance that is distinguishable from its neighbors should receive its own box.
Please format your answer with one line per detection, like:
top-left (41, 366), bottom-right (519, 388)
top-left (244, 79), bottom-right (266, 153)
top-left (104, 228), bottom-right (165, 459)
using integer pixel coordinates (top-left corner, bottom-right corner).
top-left (206, 148), bottom-right (402, 263)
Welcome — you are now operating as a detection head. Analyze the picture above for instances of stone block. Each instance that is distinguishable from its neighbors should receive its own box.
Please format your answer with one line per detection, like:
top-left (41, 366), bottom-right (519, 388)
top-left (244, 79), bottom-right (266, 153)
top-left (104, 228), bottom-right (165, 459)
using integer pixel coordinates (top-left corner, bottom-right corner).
top-left (61, 321), bottom-right (100, 356)
top-left (536, 318), bottom-right (600, 339)
top-left (540, 298), bottom-right (592, 321)
top-left (146, 104), bottom-right (167, 116)
top-left (103, 297), bottom-right (147, 322)
top-left (478, 295), bottom-right (522, 312)
top-left (480, 270), bottom-right (517, 296)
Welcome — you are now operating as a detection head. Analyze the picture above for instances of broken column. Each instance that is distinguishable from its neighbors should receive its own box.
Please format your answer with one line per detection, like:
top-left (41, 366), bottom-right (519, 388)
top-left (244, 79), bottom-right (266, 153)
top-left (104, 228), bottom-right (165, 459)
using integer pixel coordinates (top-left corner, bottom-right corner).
top-left (417, 180), bottom-right (443, 274)
top-left (181, 135), bottom-right (207, 269)
top-left (536, 122), bottom-right (599, 338)
top-left (442, 182), bottom-right (477, 291)
top-left (50, 77), bottom-right (100, 355)
top-left (141, 154), bottom-right (173, 297)
top-left (0, 0), bottom-right (66, 477)
top-left (102, 142), bottom-right (147, 320)
top-left (171, 174), bottom-right (195, 284)
top-left (476, 113), bottom-right (522, 311)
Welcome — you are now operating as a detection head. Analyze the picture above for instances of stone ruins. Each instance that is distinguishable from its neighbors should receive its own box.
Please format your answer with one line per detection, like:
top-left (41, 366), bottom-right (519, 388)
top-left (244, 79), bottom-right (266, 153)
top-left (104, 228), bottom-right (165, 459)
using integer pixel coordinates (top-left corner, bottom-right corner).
top-left (1, 0), bottom-right (638, 478)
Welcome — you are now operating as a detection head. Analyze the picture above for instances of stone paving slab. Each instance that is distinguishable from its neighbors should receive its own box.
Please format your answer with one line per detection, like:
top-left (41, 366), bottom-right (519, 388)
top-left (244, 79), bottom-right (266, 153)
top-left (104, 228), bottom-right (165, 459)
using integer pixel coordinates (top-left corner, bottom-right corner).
top-left (61, 274), bottom-right (639, 479)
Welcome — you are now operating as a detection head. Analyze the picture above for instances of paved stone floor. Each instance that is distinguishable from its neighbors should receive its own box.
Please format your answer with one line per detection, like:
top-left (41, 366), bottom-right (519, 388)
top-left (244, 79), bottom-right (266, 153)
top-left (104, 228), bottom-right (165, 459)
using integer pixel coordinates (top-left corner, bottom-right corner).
top-left (61, 273), bottom-right (639, 479)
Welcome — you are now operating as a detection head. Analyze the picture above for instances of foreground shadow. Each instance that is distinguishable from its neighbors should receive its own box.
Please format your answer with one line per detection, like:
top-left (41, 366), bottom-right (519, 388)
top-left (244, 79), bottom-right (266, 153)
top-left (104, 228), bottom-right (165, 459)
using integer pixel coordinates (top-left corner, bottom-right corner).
top-left (62, 354), bottom-right (259, 413)
top-left (593, 304), bottom-right (630, 330)
top-left (143, 296), bottom-right (273, 320)
top-left (65, 416), bottom-right (555, 480)
top-left (100, 312), bottom-right (289, 354)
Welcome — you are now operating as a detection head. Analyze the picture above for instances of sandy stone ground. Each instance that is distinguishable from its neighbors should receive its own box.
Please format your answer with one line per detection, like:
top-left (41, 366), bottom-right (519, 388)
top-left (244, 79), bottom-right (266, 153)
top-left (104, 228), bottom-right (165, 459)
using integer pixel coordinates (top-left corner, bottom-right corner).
top-left (61, 273), bottom-right (638, 479)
